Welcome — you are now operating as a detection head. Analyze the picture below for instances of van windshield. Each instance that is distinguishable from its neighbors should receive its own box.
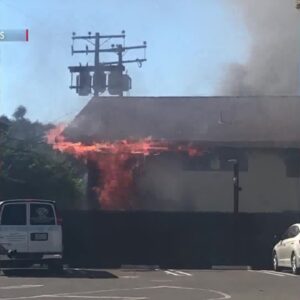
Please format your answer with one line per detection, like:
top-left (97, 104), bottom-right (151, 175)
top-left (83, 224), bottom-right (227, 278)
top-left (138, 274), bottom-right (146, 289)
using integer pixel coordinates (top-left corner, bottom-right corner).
top-left (30, 203), bottom-right (55, 225)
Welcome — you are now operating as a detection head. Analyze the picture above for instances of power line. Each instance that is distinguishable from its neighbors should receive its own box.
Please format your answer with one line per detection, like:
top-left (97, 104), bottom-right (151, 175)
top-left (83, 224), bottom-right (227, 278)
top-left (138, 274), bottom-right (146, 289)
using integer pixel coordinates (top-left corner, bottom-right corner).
top-left (49, 108), bottom-right (83, 124)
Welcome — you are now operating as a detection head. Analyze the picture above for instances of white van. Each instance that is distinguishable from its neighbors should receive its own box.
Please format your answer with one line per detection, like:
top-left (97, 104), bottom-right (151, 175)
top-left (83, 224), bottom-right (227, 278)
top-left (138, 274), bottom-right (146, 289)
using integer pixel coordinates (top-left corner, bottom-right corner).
top-left (0, 199), bottom-right (63, 272)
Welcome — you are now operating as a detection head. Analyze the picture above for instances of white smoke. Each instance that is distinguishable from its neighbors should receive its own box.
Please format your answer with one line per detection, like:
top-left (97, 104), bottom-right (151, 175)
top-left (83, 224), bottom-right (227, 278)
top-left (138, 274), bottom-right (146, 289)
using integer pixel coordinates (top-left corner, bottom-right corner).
top-left (220, 0), bottom-right (300, 96)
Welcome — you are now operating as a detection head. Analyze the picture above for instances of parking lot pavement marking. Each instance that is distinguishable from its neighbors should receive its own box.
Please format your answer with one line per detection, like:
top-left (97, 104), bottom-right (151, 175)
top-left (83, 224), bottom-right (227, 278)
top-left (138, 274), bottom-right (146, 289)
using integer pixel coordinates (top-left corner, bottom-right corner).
top-left (165, 270), bottom-right (180, 276)
top-left (0, 295), bottom-right (149, 300)
top-left (0, 285), bottom-right (232, 300)
top-left (165, 270), bottom-right (192, 276)
top-left (277, 272), bottom-right (298, 277)
top-left (259, 270), bottom-right (298, 277)
top-left (251, 270), bottom-right (286, 277)
top-left (49, 297), bottom-right (148, 299)
top-left (169, 270), bottom-right (192, 276)
top-left (0, 295), bottom-right (51, 300)
top-left (0, 285), bottom-right (44, 290)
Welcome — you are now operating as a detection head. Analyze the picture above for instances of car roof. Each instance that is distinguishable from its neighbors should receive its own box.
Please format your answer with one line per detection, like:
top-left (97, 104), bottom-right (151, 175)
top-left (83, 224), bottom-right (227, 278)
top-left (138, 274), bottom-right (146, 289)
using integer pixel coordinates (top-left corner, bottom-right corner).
top-left (0, 199), bottom-right (56, 205)
top-left (290, 223), bottom-right (300, 228)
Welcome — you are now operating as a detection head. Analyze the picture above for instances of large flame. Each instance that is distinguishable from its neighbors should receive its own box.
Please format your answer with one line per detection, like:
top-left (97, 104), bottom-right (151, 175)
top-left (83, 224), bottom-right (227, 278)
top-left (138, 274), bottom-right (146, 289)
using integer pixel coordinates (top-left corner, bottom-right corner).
top-left (46, 125), bottom-right (203, 209)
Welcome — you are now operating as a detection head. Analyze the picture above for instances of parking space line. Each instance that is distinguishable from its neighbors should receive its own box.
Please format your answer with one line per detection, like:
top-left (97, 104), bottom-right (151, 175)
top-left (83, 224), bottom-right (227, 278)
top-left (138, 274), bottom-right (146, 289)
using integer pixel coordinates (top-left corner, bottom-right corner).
top-left (278, 272), bottom-right (298, 277)
top-left (250, 270), bottom-right (286, 277)
top-left (49, 296), bottom-right (147, 299)
top-left (71, 297), bottom-right (145, 299)
top-left (165, 270), bottom-right (180, 276)
top-left (165, 270), bottom-right (192, 276)
top-left (260, 271), bottom-right (286, 277)
top-left (169, 270), bottom-right (192, 276)
top-left (0, 285), bottom-right (44, 290)
top-left (0, 285), bottom-right (231, 300)
top-left (0, 286), bottom-right (170, 300)
top-left (266, 270), bottom-right (298, 277)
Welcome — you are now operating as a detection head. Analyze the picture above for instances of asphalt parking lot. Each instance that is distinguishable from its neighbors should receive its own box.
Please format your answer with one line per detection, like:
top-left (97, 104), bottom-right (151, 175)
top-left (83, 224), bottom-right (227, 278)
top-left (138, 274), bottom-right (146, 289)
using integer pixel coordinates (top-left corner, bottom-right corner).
top-left (0, 267), bottom-right (300, 300)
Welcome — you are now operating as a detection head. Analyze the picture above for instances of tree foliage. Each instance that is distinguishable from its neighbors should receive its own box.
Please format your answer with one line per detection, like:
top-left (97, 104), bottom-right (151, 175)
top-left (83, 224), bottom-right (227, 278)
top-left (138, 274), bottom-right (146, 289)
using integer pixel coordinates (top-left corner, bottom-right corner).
top-left (13, 105), bottom-right (27, 120)
top-left (0, 107), bottom-right (85, 209)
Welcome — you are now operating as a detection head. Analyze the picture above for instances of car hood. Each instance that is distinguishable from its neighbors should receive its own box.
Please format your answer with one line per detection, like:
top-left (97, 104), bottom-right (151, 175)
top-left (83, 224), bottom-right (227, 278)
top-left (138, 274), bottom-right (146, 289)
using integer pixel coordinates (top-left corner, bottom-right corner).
top-left (273, 241), bottom-right (281, 250)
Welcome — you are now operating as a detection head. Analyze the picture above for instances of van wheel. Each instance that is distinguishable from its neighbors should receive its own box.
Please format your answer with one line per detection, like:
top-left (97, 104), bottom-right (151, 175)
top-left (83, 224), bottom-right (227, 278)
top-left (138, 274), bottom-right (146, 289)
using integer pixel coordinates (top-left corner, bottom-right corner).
top-left (48, 261), bottom-right (63, 274)
top-left (291, 253), bottom-right (299, 275)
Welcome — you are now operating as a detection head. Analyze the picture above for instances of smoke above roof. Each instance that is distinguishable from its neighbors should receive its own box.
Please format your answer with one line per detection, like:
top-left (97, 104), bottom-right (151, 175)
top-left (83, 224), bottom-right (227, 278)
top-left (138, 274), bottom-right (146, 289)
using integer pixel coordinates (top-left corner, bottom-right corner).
top-left (220, 0), bottom-right (300, 96)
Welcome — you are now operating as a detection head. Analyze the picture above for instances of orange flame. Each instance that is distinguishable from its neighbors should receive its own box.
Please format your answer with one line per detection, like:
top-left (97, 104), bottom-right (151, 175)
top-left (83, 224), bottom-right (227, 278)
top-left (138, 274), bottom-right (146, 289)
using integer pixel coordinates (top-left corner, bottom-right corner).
top-left (46, 125), bottom-right (204, 209)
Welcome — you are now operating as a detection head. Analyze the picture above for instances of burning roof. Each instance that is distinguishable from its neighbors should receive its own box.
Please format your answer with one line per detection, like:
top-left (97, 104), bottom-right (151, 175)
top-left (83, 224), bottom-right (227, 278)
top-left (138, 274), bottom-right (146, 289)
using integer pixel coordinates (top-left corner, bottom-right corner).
top-left (64, 96), bottom-right (300, 147)
top-left (48, 96), bottom-right (300, 209)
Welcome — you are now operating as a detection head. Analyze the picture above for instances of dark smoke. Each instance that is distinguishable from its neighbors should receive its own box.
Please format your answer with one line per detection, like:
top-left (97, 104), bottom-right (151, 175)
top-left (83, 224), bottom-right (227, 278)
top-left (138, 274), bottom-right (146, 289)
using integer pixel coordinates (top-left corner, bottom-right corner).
top-left (220, 0), bottom-right (300, 96)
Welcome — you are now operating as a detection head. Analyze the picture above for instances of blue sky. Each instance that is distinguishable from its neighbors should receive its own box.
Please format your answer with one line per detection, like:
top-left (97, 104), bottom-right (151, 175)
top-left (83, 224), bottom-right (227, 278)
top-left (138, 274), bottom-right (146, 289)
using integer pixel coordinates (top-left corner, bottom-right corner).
top-left (0, 0), bottom-right (250, 123)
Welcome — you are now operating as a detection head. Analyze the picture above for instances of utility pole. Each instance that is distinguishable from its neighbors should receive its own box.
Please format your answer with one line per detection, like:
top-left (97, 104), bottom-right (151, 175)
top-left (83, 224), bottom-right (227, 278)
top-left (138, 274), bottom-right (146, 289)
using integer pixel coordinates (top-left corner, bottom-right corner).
top-left (94, 32), bottom-right (100, 96)
top-left (68, 31), bottom-right (147, 97)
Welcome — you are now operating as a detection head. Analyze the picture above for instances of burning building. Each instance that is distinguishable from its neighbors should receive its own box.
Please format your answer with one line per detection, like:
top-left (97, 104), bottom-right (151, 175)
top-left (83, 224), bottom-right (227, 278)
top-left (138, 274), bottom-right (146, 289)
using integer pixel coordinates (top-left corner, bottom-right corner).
top-left (48, 96), bottom-right (300, 212)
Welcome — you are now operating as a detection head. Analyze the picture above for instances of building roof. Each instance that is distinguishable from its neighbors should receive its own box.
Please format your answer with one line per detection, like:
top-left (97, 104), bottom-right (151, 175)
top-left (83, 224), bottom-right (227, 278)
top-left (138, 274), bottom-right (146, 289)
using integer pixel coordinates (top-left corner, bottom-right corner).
top-left (63, 96), bottom-right (300, 147)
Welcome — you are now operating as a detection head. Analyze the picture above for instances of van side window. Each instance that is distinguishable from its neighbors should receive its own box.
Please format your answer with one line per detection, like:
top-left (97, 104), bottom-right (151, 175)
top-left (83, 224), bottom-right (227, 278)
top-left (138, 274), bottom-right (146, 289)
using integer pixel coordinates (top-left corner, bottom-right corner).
top-left (30, 204), bottom-right (55, 225)
top-left (1, 204), bottom-right (27, 225)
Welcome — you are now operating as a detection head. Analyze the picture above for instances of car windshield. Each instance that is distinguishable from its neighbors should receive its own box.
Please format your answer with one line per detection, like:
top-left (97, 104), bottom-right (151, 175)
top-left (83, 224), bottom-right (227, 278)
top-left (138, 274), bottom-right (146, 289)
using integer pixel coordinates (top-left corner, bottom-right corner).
top-left (1, 0), bottom-right (300, 299)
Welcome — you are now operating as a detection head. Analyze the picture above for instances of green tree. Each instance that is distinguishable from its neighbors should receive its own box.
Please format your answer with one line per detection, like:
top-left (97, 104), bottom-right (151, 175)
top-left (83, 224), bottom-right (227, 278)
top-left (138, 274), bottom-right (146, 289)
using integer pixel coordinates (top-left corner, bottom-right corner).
top-left (13, 105), bottom-right (27, 120)
top-left (0, 107), bottom-right (85, 209)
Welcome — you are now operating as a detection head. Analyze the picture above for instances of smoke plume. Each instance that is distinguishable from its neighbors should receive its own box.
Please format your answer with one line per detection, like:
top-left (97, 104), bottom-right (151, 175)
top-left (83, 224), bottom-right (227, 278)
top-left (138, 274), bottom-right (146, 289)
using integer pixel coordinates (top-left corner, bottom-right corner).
top-left (220, 0), bottom-right (300, 96)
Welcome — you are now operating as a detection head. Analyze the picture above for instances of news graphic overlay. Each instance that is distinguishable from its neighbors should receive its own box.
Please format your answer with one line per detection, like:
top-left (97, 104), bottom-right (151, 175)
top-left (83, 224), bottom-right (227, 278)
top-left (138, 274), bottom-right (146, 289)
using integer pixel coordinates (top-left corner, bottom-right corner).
top-left (0, 29), bottom-right (29, 42)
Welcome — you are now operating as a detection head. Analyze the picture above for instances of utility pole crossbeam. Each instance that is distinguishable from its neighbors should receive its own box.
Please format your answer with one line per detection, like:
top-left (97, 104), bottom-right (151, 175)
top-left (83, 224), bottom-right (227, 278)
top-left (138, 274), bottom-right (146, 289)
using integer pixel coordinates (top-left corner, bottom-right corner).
top-left (68, 31), bottom-right (147, 97)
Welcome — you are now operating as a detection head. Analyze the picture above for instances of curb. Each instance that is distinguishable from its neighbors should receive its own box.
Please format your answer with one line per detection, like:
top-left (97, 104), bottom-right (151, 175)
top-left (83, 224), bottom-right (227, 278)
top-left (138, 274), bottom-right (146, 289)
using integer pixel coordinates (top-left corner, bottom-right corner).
top-left (212, 265), bottom-right (252, 270)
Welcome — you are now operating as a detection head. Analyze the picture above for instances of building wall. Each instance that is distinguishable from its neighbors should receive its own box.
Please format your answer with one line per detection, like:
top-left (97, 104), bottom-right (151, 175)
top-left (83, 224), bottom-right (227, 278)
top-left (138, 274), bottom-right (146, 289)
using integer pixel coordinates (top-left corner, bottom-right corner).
top-left (241, 152), bottom-right (300, 212)
top-left (136, 149), bottom-right (300, 212)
